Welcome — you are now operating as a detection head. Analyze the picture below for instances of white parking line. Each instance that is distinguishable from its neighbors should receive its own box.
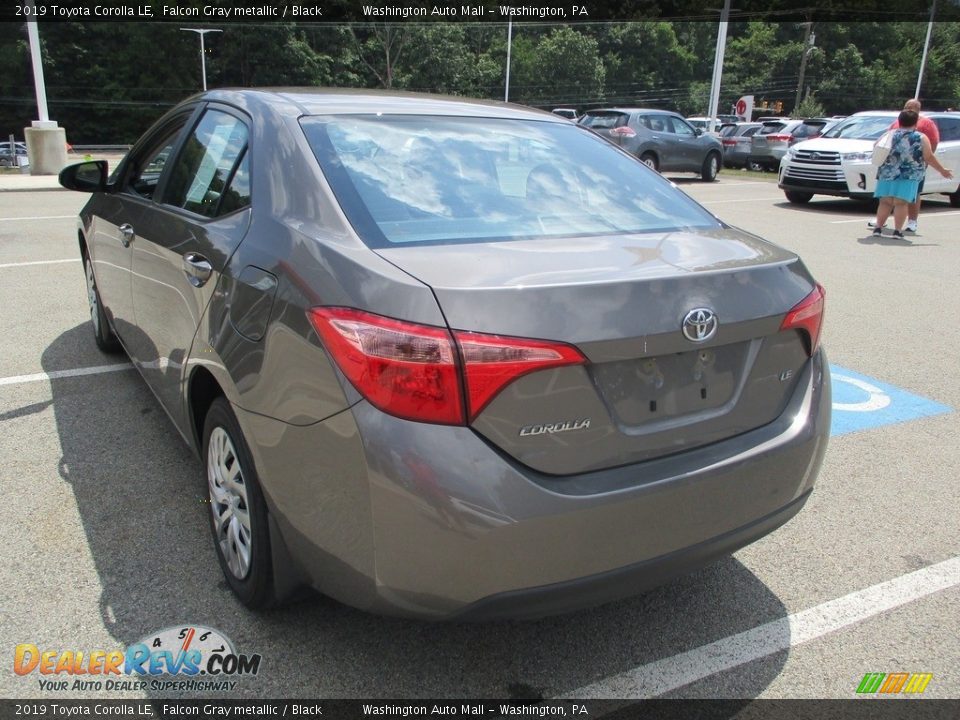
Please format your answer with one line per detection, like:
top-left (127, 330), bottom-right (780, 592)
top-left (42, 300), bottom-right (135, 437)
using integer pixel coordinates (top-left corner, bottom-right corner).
top-left (0, 215), bottom-right (76, 221)
top-left (701, 197), bottom-right (784, 205)
top-left (565, 555), bottom-right (960, 699)
top-left (0, 259), bottom-right (79, 269)
top-left (831, 210), bottom-right (960, 224)
top-left (0, 363), bottom-right (133, 387)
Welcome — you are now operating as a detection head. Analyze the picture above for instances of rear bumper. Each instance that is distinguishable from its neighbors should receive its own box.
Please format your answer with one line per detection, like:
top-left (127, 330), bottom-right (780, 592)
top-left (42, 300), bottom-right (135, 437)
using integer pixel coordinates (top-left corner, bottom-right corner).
top-left (454, 489), bottom-right (811, 620)
top-left (243, 350), bottom-right (830, 620)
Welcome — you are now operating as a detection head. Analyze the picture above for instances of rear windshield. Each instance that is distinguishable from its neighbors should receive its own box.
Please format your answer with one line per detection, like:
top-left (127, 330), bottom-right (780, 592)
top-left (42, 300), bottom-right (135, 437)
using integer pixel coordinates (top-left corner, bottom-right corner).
top-left (577, 112), bottom-right (629, 129)
top-left (791, 122), bottom-right (825, 139)
top-left (822, 115), bottom-right (893, 140)
top-left (300, 115), bottom-right (720, 247)
top-left (757, 122), bottom-right (786, 135)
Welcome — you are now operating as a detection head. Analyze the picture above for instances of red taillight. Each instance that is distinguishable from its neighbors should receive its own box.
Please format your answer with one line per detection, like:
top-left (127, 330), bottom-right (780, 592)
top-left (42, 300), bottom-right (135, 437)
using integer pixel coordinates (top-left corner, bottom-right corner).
top-left (307, 308), bottom-right (463, 425)
top-left (767, 134), bottom-right (792, 143)
top-left (454, 331), bottom-right (586, 419)
top-left (610, 126), bottom-right (637, 138)
top-left (780, 283), bottom-right (825, 356)
top-left (722, 139), bottom-right (737, 146)
top-left (307, 308), bottom-right (586, 425)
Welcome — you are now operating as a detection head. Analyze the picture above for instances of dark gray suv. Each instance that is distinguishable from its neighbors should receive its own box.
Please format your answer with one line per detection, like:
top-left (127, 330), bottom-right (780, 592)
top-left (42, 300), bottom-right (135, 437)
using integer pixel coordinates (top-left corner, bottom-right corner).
top-left (60, 90), bottom-right (829, 619)
top-left (579, 108), bottom-right (724, 181)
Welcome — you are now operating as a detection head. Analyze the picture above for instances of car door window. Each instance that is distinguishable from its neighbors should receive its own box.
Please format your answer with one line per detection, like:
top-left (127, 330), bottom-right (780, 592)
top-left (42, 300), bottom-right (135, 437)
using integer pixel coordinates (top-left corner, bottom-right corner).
top-left (933, 117), bottom-right (960, 142)
top-left (669, 118), bottom-right (696, 136)
top-left (648, 115), bottom-right (669, 133)
top-left (126, 121), bottom-right (188, 200)
top-left (164, 109), bottom-right (250, 218)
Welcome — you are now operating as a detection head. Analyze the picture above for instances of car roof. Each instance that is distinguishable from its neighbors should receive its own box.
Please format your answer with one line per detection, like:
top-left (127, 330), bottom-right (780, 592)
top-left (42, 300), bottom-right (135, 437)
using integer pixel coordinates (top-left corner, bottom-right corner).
top-left (584, 108), bottom-right (680, 116)
top-left (198, 88), bottom-right (566, 123)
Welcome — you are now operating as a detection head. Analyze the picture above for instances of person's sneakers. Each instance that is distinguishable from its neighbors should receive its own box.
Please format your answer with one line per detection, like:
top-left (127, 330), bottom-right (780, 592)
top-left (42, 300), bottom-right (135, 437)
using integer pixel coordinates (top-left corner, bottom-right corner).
top-left (872, 226), bottom-right (883, 236)
top-left (892, 230), bottom-right (906, 239)
top-left (868, 220), bottom-right (886, 229)
top-left (905, 219), bottom-right (918, 233)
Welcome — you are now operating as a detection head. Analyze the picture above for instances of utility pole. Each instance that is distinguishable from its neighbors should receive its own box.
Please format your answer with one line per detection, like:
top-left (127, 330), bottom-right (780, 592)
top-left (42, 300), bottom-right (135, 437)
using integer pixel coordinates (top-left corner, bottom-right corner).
top-left (794, 22), bottom-right (815, 114)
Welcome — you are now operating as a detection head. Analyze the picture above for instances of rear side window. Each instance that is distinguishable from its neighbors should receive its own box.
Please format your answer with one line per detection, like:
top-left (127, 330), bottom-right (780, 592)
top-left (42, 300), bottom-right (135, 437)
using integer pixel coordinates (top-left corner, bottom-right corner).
top-left (300, 115), bottom-right (721, 247)
top-left (164, 109), bottom-right (250, 218)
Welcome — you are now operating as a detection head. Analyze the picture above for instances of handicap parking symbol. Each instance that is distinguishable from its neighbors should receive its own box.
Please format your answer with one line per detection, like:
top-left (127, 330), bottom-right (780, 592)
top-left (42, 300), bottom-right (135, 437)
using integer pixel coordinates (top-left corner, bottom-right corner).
top-left (829, 364), bottom-right (953, 436)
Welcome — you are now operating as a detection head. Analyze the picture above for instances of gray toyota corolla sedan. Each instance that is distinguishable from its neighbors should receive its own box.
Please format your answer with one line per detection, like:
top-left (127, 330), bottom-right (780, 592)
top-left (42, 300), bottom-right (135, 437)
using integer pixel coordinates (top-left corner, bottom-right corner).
top-left (60, 89), bottom-right (830, 620)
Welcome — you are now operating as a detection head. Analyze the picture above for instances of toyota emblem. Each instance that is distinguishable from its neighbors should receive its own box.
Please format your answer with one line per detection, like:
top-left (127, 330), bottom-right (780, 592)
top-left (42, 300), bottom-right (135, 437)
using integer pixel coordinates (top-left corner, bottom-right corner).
top-left (682, 308), bottom-right (718, 342)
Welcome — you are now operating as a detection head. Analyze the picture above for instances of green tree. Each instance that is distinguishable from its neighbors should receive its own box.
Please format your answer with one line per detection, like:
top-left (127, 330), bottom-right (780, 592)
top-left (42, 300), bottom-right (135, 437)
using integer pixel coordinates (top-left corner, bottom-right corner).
top-left (512, 27), bottom-right (605, 106)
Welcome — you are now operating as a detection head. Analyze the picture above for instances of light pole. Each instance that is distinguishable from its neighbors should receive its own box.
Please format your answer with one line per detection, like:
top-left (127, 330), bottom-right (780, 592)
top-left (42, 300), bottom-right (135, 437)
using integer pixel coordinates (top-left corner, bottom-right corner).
top-left (181, 28), bottom-right (222, 91)
top-left (706, 0), bottom-right (731, 133)
top-left (916, 0), bottom-right (937, 98)
top-left (24, 0), bottom-right (68, 175)
top-left (504, 19), bottom-right (513, 102)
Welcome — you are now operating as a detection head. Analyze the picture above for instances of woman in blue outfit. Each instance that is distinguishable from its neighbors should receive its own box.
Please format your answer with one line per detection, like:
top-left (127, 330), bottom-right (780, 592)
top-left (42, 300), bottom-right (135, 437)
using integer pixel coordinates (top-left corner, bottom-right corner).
top-left (872, 109), bottom-right (952, 238)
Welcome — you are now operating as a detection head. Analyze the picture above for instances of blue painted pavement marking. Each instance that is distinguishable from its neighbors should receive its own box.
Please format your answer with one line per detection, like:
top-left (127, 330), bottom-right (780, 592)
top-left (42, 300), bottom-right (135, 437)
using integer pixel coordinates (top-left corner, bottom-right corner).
top-left (829, 364), bottom-right (953, 436)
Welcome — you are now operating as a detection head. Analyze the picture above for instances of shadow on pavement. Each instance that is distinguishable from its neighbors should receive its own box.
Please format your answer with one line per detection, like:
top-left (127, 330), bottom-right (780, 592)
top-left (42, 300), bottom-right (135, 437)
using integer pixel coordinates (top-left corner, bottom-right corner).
top-left (43, 322), bottom-right (793, 701)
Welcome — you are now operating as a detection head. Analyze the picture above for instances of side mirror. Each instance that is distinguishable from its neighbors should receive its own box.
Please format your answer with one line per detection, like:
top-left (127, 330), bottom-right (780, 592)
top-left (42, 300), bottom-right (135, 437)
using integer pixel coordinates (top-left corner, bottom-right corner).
top-left (59, 160), bottom-right (108, 193)
top-left (694, 127), bottom-right (704, 136)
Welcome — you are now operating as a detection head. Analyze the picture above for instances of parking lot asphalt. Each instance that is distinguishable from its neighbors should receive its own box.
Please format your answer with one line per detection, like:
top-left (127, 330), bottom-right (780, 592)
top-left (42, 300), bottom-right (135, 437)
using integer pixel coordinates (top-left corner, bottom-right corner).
top-left (1, 180), bottom-right (957, 701)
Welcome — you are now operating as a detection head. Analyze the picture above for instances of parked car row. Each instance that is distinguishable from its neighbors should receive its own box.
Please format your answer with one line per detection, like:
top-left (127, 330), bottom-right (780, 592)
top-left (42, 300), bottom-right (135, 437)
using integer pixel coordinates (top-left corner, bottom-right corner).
top-left (779, 110), bottom-right (960, 205)
top-left (0, 141), bottom-right (28, 167)
top-left (578, 108), bottom-right (724, 181)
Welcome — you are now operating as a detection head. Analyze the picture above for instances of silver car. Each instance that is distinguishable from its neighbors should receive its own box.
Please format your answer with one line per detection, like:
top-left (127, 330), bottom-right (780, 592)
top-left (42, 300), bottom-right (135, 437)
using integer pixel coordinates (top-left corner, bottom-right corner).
top-left (720, 122), bottom-right (762, 168)
top-left (60, 90), bottom-right (830, 619)
top-left (579, 108), bottom-right (725, 181)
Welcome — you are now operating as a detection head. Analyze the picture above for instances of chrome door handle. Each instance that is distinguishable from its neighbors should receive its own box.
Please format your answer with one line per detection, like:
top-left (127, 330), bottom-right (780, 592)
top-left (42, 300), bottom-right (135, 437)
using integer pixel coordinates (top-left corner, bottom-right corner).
top-left (182, 252), bottom-right (213, 287)
top-left (119, 224), bottom-right (135, 247)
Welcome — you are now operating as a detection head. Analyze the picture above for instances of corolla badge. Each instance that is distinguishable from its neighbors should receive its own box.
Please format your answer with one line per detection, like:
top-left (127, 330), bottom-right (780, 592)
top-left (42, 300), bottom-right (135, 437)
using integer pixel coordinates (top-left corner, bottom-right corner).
top-left (519, 419), bottom-right (591, 437)
top-left (682, 308), bottom-right (718, 342)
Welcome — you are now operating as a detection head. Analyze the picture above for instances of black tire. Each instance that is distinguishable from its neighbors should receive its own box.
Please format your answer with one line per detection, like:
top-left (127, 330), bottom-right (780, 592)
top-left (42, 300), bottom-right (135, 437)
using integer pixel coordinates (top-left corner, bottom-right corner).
top-left (950, 190), bottom-right (960, 208)
top-left (83, 256), bottom-right (122, 353)
top-left (639, 152), bottom-right (659, 172)
top-left (203, 396), bottom-right (275, 609)
top-left (701, 152), bottom-right (721, 182)
top-left (784, 190), bottom-right (813, 204)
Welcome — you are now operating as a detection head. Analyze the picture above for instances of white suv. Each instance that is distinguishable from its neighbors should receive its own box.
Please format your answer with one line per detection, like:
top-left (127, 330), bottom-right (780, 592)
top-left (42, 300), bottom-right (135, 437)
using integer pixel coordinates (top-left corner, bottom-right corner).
top-left (778, 110), bottom-right (960, 206)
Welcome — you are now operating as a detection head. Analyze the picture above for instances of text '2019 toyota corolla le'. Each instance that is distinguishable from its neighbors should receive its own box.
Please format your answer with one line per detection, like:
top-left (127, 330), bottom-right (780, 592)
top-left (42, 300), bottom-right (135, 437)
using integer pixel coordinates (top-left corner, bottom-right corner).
top-left (60, 89), bottom-right (830, 620)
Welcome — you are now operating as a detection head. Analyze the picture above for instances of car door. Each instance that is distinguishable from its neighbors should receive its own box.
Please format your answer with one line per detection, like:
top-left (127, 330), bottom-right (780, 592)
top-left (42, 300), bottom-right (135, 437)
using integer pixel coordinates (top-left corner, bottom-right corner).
top-left (670, 115), bottom-right (705, 170)
top-left (642, 114), bottom-right (677, 169)
top-left (927, 116), bottom-right (960, 194)
top-left (88, 111), bottom-right (195, 349)
top-left (127, 105), bottom-right (253, 437)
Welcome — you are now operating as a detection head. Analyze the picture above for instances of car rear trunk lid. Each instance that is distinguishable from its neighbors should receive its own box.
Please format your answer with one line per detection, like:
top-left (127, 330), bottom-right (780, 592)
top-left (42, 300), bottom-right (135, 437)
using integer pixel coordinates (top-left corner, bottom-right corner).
top-left (374, 228), bottom-right (818, 476)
